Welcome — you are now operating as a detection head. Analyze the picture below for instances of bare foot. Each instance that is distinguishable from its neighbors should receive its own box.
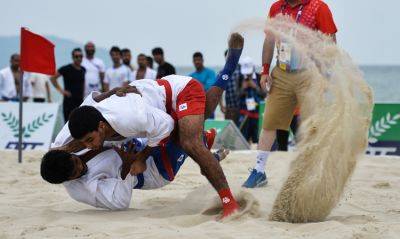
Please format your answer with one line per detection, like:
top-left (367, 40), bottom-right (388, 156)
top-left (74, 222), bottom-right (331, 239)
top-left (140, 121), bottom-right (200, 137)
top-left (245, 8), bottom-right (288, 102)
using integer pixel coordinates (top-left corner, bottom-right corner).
top-left (228, 33), bottom-right (244, 49)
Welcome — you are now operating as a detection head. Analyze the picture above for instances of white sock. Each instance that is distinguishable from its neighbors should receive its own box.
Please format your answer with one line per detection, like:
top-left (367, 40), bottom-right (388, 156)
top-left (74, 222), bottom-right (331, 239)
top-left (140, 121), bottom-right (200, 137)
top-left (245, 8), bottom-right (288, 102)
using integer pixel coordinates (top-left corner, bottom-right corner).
top-left (254, 151), bottom-right (269, 173)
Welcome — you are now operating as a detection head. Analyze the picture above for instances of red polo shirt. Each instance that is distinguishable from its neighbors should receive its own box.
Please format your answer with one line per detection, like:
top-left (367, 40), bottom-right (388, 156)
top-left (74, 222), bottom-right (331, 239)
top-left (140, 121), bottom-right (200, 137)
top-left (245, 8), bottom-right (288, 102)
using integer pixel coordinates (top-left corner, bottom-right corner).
top-left (269, 0), bottom-right (337, 34)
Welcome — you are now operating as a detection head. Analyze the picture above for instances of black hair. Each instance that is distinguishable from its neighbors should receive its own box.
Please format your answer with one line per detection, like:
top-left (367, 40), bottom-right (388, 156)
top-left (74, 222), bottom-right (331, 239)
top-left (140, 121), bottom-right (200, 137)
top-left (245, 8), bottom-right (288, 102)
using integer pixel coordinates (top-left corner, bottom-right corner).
top-left (68, 106), bottom-right (107, 139)
top-left (40, 150), bottom-right (74, 184)
top-left (10, 53), bottom-right (19, 61)
top-left (110, 46), bottom-right (121, 55)
top-left (71, 48), bottom-right (82, 56)
top-left (121, 48), bottom-right (131, 54)
top-left (152, 47), bottom-right (164, 56)
top-left (146, 56), bottom-right (154, 69)
top-left (137, 53), bottom-right (146, 58)
top-left (193, 52), bottom-right (203, 59)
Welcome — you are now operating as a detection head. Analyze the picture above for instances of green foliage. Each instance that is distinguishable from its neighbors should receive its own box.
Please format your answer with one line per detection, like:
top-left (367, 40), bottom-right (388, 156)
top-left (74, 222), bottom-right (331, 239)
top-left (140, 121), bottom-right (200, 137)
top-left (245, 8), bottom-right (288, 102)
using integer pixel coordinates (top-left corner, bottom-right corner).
top-left (1, 112), bottom-right (54, 138)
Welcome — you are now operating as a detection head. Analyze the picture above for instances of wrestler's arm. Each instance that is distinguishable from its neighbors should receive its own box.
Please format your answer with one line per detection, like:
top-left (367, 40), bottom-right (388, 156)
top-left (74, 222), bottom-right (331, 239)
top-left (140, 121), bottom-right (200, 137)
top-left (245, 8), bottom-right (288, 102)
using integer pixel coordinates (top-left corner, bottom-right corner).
top-left (129, 146), bottom-right (152, 175)
top-left (95, 176), bottom-right (137, 210)
top-left (93, 85), bottom-right (141, 103)
top-left (113, 143), bottom-right (146, 179)
top-left (53, 139), bottom-right (86, 153)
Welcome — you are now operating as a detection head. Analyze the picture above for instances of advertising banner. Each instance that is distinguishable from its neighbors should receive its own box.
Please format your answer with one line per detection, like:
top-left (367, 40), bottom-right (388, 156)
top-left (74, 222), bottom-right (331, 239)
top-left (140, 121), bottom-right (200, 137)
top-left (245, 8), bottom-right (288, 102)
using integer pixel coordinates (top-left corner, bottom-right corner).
top-left (258, 102), bottom-right (400, 156)
top-left (0, 102), bottom-right (59, 150)
top-left (367, 103), bottom-right (400, 156)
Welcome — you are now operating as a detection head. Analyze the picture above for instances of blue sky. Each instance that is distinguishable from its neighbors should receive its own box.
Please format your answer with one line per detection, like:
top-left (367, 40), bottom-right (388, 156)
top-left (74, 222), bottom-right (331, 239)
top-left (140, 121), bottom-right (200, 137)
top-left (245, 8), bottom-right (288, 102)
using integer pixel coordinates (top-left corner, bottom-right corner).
top-left (1, 0), bottom-right (399, 66)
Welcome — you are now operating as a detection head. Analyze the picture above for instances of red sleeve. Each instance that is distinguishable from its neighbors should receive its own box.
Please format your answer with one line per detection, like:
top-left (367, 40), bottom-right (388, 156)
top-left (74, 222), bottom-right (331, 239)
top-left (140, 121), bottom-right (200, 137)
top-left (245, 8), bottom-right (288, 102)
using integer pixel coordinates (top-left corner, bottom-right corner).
top-left (268, 2), bottom-right (280, 18)
top-left (315, 2), bottom-right (337, 34)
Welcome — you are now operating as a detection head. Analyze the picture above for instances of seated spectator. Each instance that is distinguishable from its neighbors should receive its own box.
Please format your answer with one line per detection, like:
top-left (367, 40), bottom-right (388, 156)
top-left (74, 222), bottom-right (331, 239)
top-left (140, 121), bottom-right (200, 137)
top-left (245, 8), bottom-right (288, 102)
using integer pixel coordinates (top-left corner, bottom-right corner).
top-left (189, 52), bottom-right (216, 91)
top-left (0, 54), bottom-right (32, 102)
top-left (131, 54), bottom-right (157, 81)
top-left (238, 57), bottom-right (266, 143)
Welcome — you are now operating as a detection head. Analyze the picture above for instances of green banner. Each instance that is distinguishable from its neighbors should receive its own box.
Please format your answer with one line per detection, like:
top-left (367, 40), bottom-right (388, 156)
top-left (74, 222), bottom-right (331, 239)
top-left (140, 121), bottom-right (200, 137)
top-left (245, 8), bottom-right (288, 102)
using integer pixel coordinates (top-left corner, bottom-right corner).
top-left (369, 104), bottom-right (400, 142)
top-left (258, 102), bottom-right (400, 156)
top-left (367, 103), bottom-right (400, 155)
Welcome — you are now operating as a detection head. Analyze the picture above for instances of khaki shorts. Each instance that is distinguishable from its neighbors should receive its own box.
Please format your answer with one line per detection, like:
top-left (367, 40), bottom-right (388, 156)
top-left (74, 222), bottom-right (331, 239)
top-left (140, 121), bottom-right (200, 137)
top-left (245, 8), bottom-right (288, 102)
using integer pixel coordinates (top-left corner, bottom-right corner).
top-left (262, 67), bottom-right (310, 130)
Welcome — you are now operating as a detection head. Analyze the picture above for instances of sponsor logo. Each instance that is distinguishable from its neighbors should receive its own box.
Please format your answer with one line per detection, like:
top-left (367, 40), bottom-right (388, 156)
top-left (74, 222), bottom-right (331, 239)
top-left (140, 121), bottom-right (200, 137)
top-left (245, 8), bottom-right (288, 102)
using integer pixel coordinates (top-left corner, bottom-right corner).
top-left (179, 103), bottom-right (188, 111)
top-left (222, 197), bottom-right (231, 204)
top-left (1, 112), bottom-right (54, 138)
top-left (1, 112), bottom-right (54, 150)
top-left (5, 141), bottom-right (44, 150)
top-left (222, 74), bottom-right (229, 81)
top-left (368, 112), bottom-right (400, 144)
top-left (367, 112), bottom-right (400, 156)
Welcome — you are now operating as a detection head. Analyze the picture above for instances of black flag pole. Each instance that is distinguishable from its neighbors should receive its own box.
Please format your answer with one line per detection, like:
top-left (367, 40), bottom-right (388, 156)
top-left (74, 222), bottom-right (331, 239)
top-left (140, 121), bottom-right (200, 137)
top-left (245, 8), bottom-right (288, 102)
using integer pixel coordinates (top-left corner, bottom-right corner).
top-left (18, 71), bottom-right (24, 163)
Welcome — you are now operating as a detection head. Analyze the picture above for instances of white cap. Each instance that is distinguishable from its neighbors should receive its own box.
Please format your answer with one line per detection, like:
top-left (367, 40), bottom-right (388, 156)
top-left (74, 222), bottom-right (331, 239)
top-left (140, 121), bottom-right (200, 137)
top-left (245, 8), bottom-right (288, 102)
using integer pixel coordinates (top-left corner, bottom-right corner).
top-left (240, 56), bottom-right (255, 75)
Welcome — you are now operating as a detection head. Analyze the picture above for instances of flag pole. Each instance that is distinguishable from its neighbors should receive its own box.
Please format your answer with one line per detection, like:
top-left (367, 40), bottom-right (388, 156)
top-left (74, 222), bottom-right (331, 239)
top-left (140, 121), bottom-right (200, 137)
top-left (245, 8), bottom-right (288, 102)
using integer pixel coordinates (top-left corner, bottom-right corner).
top-left (18, 71), bottom-right (24, 163)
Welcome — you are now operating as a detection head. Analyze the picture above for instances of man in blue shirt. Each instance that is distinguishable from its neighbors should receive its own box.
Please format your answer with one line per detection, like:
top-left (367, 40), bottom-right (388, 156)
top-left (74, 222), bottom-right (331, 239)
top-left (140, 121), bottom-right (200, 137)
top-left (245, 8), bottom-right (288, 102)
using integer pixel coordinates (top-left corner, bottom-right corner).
top-left (189, 52), bottom-right (216, 91)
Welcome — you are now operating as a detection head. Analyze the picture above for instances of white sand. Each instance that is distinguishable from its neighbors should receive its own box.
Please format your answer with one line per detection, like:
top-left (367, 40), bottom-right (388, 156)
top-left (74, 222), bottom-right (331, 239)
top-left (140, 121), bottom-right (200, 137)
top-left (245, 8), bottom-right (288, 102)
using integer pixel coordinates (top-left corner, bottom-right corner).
top-left (1, 150), bottom-right (399, 239)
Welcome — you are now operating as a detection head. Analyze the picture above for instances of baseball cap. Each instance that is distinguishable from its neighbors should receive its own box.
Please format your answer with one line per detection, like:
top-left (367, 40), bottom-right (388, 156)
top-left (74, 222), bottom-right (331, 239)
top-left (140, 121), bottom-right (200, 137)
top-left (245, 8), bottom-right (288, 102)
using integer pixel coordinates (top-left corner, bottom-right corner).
top-left (240, 56), bottom-right (255, 75)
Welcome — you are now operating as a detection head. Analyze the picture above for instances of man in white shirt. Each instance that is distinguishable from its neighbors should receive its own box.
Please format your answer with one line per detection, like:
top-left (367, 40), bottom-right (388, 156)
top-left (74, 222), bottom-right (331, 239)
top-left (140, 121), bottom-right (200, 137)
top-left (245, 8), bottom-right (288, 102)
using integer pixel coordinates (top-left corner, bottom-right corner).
top-left (0, 54), bottom-right (32, 102)
top-left (29, 73), bottom-right (51, 102)
top-left (104, 46), bottom-right (131, 92)
top-left (121, 48), bottom-right (134, 71)
top-left (64, 33), bottom-right (244, 219)
top-left (82, 42), bottom-right (106, 96)
top-left (131, 54), bottom-right (157, 81)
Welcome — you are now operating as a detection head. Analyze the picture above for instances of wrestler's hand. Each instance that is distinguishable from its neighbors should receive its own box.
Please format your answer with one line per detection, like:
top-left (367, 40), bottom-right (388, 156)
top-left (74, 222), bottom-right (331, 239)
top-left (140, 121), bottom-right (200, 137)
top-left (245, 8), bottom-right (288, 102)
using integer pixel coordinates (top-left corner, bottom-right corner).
top-left (129, 158), bottom-right (147, 176)
top-left (115, 85), bottom-right (142, 97)
top-left (228, 33), bottom-right (244, 49)
top-left (129, 146), bottom-right (152, 175)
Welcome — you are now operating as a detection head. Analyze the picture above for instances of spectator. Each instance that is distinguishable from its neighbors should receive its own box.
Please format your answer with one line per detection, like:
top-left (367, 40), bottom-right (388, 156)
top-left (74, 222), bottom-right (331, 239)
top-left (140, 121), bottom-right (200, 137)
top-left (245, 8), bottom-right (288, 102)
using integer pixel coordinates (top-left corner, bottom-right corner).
top-left (238, 57), bottom-right (266, 143)
top-left (132, 54), bottom-right (157, 81)
top-left (189, 52), bottom-right (216, 91)
top-left (50, 48), bottom-right (86, 122)
top-left (29, 73), bottom-right (52, 103)
top-left (121, 48), bottom-right (134, 71)
top-left (222, 49), bottom-right (241, 125)
top-left (152, 47), bottom-right (176, 78)
top-left (146, 56), bottom-right (154, 69)
top-left (82, 42), bottom-right (106, 96)
top-left (103, 46), bottom-right (131, 91)
top-left (0, 54), bottom-right (32, 102)
top-left (243, 0), bottom-right (338, 188)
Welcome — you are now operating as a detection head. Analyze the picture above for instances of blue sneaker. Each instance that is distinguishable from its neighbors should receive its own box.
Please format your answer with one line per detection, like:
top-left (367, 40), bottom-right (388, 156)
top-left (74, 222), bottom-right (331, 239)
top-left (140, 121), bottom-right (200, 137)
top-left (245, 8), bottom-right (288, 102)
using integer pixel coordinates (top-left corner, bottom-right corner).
top-left (242, 169), bottom-right (268, 188)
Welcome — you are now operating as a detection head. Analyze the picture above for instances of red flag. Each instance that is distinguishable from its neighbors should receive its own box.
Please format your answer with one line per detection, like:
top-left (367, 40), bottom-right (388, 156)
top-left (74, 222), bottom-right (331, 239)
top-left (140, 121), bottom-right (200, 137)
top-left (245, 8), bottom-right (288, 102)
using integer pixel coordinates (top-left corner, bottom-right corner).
top-left (20, 27), bottom-right (56, 75)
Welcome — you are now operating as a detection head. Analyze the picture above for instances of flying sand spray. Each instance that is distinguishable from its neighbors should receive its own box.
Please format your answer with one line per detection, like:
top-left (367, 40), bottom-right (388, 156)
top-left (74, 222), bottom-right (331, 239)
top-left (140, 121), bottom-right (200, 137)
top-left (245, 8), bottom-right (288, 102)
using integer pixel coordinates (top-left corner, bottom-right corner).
top-left (232, 16), bottom-right (373, 223)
